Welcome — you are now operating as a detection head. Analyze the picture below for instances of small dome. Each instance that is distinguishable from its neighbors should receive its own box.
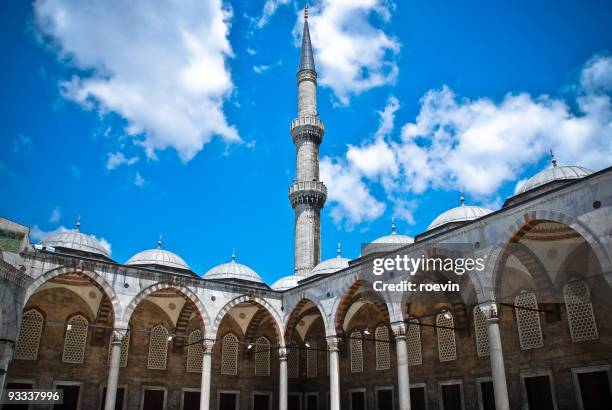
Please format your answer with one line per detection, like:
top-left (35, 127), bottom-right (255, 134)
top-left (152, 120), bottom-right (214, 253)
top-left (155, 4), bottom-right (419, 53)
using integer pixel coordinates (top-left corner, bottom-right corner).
top-left (204, 252), bottom-right (263, 283)
top-left (271, 275), bottom-right (301, 291)
top-left (518, 165), bottom-right (593, 194)
top-left (311, 256), bottom-right (350, 276)
top-left (41, 223), bottom-right (110, 259)
top-left (126, 249), bottom-right (190, 271)
top-left (364, 219), bottom-right (414, 255)
top-left (428, 194), bottom-right (492, 230)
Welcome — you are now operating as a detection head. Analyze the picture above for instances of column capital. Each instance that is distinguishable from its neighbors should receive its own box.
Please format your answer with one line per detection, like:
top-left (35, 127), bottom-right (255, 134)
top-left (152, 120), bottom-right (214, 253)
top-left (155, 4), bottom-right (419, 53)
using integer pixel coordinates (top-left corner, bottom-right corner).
top-left (391, 321), bottom-right (407, 338)
top-left (480, 302), bottom-right (499, 320)
top-left (111, 328), bottom-right (129, 344)
top-left (202, 339), bottom-right (215, 354)
top-left (278, 346), bottom-right (288, 360)
top-left (326, 336), bottom-right (341, 352)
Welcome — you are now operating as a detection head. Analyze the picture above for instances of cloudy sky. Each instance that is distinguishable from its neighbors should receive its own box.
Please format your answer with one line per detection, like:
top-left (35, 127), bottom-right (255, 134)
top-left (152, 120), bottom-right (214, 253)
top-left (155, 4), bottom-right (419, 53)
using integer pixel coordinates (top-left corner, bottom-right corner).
top-left (1, 0), bottom-right (611, 283)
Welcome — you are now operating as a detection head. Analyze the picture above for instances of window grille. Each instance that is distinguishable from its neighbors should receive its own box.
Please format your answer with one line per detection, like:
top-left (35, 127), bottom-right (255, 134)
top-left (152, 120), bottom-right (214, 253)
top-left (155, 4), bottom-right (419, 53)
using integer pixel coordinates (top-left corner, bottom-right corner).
top-left (375, 326), bottom-right (390, 370)
top-left (436, 313), bottom-right (457, 362)
top-left (474, 307), bottom-right (489, 357)
top-left (187, 330), bottom-right (203, 373)
top-left (406, 319), bottom-right (422, 366)
top-left (62, 315), bottom-right (88, 364)
top-left (221, 333), bottom-right (239, 375)
top-left (14, 309), bottom-right (44, 360)
top-left (306, 341), bottom-right (318, 378)
top-left (515, 291), bottom-right (543, 350)
top-left (147, 325), bottom-right (169, 370)
top-left (254, 336), bottom-right (271, 376)
top-left (287, 346), bottom-right (299, 378)
top-left (564, 281), bottom-right (598, 342)
top-left (107, 330), bottom-right (130, 367)
top-left (350, 331), bottom-right (363, 373)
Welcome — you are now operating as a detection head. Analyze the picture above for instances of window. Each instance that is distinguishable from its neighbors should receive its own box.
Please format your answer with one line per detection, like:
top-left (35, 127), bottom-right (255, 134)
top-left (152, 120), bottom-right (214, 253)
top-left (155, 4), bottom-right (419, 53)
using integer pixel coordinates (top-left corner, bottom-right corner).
top-left (350, 331), bottom-right (363, 373)
top-left (62, 315), bottom-right (88, 364)
top-left (307, 341), bottom-right (318, 378)
top-left (515, 292), bottom-right (544, 350)
top-left (406, 319), bottom-right (422, 366)
top-left (14, 309), bottom-right (44, 360)
top-left (564, 281), bottom-right (598, 342)
top-left (107, 329), bottom-right (130, 368)
top-left (571, 365), bottom-right (612, 410)
top-left (474, 307), bottom-right (489, 357)
top-left (187, 330), bottom-right (203, 373)
top-left (436, 312), bottom-right (457, 362)
top-left (221, 333), bottom-right (239, 375)
top-left (254, 336), bottom-right (271, 376)
top-left (287, 346), bottom-right (299, 378)
top-left (521, 372), bottom-right (556, 410)
top-left (147, 325), bottom-right (169, 370)
top-left (440, 381), bottom-right (463, 410)
top-left (375, 326), bottom-right (390, 370)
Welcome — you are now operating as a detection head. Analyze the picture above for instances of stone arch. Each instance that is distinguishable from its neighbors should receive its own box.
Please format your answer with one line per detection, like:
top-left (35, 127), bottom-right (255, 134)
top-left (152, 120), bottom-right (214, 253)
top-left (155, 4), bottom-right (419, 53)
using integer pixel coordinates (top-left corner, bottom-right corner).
top-left (284, 295), bottom-right (329, 337)
top-left (122, 282), bottom-right (211, 331)
top-left (211, 295), bottom-right (285, 346)
top-left (24, 266), bottom-right (120, 327)
top-left (332, 277), bottom-right (391, 335)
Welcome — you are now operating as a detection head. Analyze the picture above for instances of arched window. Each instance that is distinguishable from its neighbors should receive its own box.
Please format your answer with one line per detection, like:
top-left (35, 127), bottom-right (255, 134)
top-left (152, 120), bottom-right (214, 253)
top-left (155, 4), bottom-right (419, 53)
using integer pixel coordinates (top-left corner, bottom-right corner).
top-left (147, 325), bottom-right (169, 370)
top-left (107, 329), bottom-right (130, 368)
top-left (306, 341), bottom-right (318, 378)
top-left (564, 280), bottom-right (598, 342)
top-left (375, 326), bottom-right (390, 370)
top-left (436, 312), bottom-right (457, 362)
top-left (350, 330), bottom-right (363, 373)
top-left (473, 307), bottom-right (489, 357)
top-left (186, 330), bottom-right (203, 373)
top-left (14, 309), bottom-right (44, 360)
top-left (406, 318), bottom-right (422, 366)
top-left (515, 291), bottom-right (543, 350)
top-left (287, 346), bottom-right (299, 378)
top-left (254, 336), bottom-right (271, 376)
top-left (221, 333), bottom-right (239, 375)
top-left (62, 315), bottom-right (88, 364)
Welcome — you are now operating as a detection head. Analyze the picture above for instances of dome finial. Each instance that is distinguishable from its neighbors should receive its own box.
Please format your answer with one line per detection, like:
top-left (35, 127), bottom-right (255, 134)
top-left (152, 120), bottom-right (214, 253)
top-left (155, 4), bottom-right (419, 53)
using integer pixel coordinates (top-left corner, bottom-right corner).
top-left (75, 215), bottom-right (81, 231)
top-left (391, 217), bottom-right (396, 235)
top-left (231, 248), bottom-right (236, 262)
top-left (550, 149), bottom-right (557, 167)
top-left (337, 241), bottom-right (341, 257)
top-left (157, 234), bottom-right (163, 249)
top-left (460, 191), bottom-right (465, 206)
top-left (304, 3), bottom-right (308, 19)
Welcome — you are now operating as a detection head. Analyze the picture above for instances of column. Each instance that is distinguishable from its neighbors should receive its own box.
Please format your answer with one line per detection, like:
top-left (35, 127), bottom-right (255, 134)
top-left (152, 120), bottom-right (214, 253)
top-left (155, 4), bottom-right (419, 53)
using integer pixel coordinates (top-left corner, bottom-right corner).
top-left (0, 341), bottom-right (15, 401)
top-left (484, 304), bottom-right (510, 410)
top-left (392, 323), bottom-right (411, 410)
top-left (104, 329), bottom-right (126, 410)
top-left (326, 336), bottom-right (341, 410)
top-left (279, 347), bottom-right (288, 410)
top-left (200, 339), bottom-right (214, 410)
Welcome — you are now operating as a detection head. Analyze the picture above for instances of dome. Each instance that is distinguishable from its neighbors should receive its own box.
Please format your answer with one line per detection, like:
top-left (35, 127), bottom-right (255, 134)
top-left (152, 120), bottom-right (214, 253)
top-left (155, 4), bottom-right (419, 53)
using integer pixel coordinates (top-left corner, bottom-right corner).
top-left (518, 164), bottom-right (593, 194)
top-left (428, 195), bottom-right (493, 230)
top-left (41, 221), bottom-right (110, 259)
top-left (204, 253), bottom-right (263, 283)
top-left (271, 275), bottom-right (301, 291)
top-left (311, 256), bottom-right (350, 276)
top-left (363, 219), bottom-right (414, 255)
top-left (126, 240), bottom-right (190, 271)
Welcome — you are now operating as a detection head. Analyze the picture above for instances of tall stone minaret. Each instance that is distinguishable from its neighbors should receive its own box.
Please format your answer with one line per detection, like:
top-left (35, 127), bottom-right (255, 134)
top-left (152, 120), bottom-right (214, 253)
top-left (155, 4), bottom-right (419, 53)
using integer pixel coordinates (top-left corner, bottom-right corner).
top-left (289, 5), bottom-right (327, 276)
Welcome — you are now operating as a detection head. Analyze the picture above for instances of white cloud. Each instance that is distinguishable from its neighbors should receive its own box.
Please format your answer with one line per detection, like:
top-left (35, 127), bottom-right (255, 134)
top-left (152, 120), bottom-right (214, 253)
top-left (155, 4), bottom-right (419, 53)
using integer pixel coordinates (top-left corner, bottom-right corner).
top-left (106, 152), bottom-right (139, 170)
top-left (297, 0), bottom-right (400, 105)
top-left (49, 207), bottom-right (61, 223)
top-left (257, 0), bottom-right (290, 28)
top-left (34, 0), bottom-right (240, 162)
top-left (13, 134), bottom-right (33, 154)
top-left (134, 172), bottom-right (146, 187)
top-left (30, 224), bottom-right (112, 255)
top-left (375, 95), bottom-right (399, 138)
top-left (253, 60), bottom-right (282, 74)
top-left (322, 54), bottom-right (612, 227)
top-left (246, 48), bottom-right (257, 56)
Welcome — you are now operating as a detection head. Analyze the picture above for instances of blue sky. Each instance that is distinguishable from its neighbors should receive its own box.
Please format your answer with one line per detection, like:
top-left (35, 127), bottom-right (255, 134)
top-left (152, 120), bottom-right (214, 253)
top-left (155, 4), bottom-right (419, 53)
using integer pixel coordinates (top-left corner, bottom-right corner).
top-left (1, 0), bottom-right (611, 284)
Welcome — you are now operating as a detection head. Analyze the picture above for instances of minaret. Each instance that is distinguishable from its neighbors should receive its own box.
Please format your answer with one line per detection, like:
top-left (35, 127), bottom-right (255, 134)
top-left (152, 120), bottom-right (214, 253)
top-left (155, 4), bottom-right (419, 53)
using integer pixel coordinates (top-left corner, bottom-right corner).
top-left (289, 5), bottom-right (327, 276)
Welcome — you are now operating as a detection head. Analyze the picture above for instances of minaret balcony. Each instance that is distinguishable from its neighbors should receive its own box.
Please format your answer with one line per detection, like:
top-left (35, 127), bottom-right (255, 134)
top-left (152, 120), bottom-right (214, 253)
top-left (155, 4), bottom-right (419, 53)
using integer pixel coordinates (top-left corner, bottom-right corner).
top-left (290, 116), bottom-right (325, 144)
top-left (289, 180), bottom-right (327, 209)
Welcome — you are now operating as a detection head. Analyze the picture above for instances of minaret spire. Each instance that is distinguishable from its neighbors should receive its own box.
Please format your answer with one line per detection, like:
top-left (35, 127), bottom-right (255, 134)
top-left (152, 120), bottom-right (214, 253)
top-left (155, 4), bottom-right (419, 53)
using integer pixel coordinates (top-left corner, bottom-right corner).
top-left (289, 6), bottom-right (326, 276)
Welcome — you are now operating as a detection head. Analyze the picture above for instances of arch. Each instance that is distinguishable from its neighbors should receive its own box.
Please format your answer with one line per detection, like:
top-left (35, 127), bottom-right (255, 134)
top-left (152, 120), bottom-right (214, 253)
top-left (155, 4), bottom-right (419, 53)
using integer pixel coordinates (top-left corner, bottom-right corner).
top-left (486, 211), bottom-right (612, 298)
top-left (284, 291), bottom-right (330, 333)
top-left (211, 295), bottom-right (285, 346)
top-left (24, 267), bottom-right (120, 326)
top-left (122, 282), bottom-right (211, 330)
top-left (284, 297), bottom-right (328, 342)
top-left (332, 277), bottom-right (391, 335)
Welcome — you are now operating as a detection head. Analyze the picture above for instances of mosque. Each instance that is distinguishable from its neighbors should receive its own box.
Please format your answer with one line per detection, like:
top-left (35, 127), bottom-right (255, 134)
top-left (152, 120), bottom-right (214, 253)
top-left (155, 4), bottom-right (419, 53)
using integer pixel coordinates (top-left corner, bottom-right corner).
top-left (1, 6), bottom-right (611, 410)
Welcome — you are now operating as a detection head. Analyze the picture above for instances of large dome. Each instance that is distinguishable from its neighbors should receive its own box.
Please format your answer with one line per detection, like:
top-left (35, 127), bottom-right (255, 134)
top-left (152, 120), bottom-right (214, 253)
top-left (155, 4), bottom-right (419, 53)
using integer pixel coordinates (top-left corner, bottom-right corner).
top-left (271, 275), bottom-right (300, 291)
top-left (518, 164), bottom-right (593, 194)
top-left (204, 253), bottom-right (263, 283)
top-left (41, 223), bottom-right (110, 259)
top-left (428, 196), bottom-right (492, 230)
top-left (126, 240), bottom-right (190, 271)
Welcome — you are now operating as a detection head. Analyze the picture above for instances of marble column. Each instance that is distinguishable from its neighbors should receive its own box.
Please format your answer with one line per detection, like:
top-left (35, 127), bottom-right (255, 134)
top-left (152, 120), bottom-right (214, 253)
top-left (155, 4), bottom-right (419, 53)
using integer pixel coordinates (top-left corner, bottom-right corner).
top-left (392, 323), bottom-right (411, 410)
top-left (104, 329), bottom-right (126, 410)
top-left (326, 336), bottom-right (341, 410)
top-left (0, 341), bottom-right (14, 402)
top-left (279, 347), bottom-right (288, 410)
top-left (484, 304), bottom-right (510, 410)
top-left (200, 339), bottom-right (215, 410)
